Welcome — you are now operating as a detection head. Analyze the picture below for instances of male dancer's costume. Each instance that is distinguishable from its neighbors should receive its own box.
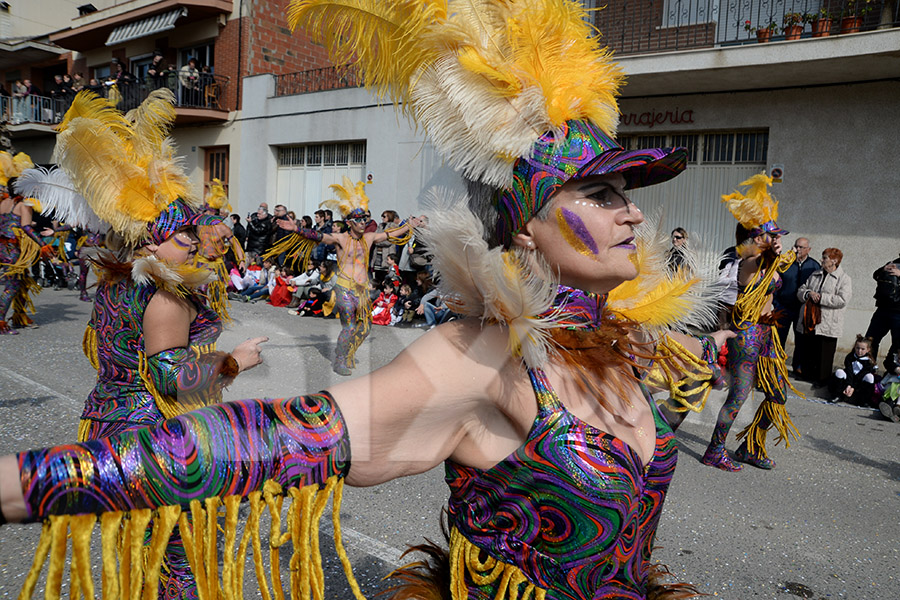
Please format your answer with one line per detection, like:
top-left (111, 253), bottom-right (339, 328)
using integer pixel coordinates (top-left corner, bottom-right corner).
top-left (266, 177), bottom-right (411, 375)
top-left (75, 229), bottom-right (104, 302)
top-left (10, 3), bottom-right (728, 599)
top-left (702, 174), bottom-right (800, 471)
top-left (0, 151), bottom-right (43, 334)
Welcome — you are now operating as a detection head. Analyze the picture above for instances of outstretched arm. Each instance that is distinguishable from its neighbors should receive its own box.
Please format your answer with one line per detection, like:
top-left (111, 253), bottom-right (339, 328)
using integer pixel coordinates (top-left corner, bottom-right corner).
top-left (275, 219), bottom-right (342, 247)
top-left (370, 216), bottom-right (423, 245)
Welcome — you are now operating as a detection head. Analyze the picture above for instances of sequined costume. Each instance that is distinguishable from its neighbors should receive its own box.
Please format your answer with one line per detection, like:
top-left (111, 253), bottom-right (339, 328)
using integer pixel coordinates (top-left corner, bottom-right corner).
top-left (0, 200), bottom-right (43, 333)
top-left (446, 368), bottom-right (677, 600)
top-left (703, 255), bottom-right (799, 470)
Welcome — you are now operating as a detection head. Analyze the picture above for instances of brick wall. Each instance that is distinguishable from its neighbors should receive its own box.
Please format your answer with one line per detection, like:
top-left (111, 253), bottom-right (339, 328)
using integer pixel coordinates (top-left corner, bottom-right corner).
top-left (594, 1), bottom-right (716, 55)
top-left (245, 0), bottom-right (331, 76)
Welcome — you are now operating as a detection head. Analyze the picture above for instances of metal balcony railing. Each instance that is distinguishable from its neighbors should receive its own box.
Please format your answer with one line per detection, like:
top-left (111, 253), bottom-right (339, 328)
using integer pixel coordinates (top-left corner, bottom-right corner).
top-left (274, 66), bottom-right (360, 97)
top-left (591, 0), bottom-right (900, 56)
top-left (1, 73), bottom-right (231, 126)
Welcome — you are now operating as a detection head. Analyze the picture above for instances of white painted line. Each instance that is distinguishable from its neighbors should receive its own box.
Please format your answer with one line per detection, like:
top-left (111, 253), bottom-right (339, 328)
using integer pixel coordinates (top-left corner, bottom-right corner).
top-left (320, 521), bottom-right (405, 567)
top-left (0, 369), bottom-right (81, 405)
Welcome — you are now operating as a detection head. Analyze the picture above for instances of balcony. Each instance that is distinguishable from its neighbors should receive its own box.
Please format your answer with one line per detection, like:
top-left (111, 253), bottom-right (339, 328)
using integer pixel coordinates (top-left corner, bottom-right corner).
top-left (1, 74), bottom-right (231, 131)
top-left (273, 66), bottom-right (361, 97)
top-left (593, 0), bottom-right (899, 56)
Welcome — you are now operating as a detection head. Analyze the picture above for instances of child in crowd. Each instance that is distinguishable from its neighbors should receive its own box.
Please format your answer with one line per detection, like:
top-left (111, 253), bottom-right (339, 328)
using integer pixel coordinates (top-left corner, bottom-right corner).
top-left (371, 279), bottom-right (398, 326)
top-left (286, 262), bottom-right (321, 311)
top-left (295, 262), bottom-right (335, 317)
top-left (830, 335), bottom-right (878, 406)
top-left (268, 267), bottom-right (294, 307)
top-left (390, 283), bottom-right (416, 326)
top-left (878, 344), bottom-right (900, 422)
top-left (384, 253), bottom-right (401, 281)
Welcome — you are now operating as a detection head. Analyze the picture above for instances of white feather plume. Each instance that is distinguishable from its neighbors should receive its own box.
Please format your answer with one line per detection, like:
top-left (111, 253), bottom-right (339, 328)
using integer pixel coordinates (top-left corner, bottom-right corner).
top-left (14, 167), bottom-right (107, 232)
top-left (421, 188), bottom-right (561, 367)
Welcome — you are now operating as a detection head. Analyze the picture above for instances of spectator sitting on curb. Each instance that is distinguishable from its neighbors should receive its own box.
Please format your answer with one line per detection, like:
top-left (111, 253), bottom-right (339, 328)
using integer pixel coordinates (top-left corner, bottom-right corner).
top-left (878, 344), bottom-right (900, 422)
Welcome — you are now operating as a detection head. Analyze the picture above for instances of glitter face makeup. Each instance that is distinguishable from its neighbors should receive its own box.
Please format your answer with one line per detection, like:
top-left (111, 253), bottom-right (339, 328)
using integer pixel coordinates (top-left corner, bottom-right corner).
top-left (556, 207), bottom-right (599, 256)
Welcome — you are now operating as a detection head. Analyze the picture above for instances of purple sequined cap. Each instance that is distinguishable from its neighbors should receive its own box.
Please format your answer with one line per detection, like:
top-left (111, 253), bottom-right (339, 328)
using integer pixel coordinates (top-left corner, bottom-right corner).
top-left (494, 120), bottom-right (688, 246)
top-left (749, 220), bottom-right (789, 237)
top-left (147, 199), bottom-right (222, 245)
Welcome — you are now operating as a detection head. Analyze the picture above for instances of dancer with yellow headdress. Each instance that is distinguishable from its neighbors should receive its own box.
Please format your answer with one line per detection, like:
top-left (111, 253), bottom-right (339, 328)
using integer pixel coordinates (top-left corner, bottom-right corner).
top-left (0, 151), bottom-right (44, 334)
top-left (1, 2), bottom-right (734, 599)
top-left (270, 176), bottom-right (420, 375)
top-left (701, 173), bottom-right (800, 471)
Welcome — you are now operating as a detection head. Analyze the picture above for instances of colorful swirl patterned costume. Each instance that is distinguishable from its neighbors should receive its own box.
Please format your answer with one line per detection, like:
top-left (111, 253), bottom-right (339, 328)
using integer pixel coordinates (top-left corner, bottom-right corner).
top-left (704, 255), bottom-right (799, 470)
top-left (0, 203), bottom-right (42, 333)
top-left (78, 263), bottom-right (228, 600)
top-left (446, 368), bottom-right (676, 600)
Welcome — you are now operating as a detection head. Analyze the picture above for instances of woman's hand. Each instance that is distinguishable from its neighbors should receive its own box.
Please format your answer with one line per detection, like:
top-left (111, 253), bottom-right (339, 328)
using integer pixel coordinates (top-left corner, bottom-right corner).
top-left (232, 336), bottom-right (268, 372)
top-left (710, 329), bottom-right (737, 349)
top-left (808, 291), bottom-right (821, 303)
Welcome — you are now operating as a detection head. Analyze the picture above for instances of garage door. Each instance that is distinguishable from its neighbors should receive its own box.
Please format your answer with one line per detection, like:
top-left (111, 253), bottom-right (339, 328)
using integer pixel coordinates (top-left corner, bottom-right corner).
top-left (276, 142), bottom-right (366, 218)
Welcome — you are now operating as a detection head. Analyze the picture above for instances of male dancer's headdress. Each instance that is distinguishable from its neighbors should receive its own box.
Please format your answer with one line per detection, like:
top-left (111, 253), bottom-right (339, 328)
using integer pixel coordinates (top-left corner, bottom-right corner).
top-left (320, 176), bottom-right (370, 220)
top-left (721, 172), bottom-right (788, 237)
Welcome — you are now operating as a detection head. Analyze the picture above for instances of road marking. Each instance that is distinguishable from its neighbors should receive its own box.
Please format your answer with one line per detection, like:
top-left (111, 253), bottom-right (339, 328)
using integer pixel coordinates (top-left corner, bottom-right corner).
top-left (320, 521), bottom-right (405, 567)
top-left (0, 369), bottom-right (81, 405)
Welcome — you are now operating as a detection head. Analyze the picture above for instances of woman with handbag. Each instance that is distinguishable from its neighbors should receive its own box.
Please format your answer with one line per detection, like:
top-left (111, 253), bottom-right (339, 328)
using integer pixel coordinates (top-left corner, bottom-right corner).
top-left (795, 248), bottom-right (852, 384)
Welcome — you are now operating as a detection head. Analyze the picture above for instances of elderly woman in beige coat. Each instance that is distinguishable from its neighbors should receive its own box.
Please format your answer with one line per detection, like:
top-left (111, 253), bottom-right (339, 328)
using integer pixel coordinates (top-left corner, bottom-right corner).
top-left (796, 247), bottom-right (852, 383)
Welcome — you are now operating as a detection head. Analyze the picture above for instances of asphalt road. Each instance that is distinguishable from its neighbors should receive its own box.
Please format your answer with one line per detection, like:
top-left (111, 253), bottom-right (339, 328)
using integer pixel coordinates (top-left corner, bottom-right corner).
top-left (0, 285), bottom-right (898, 599)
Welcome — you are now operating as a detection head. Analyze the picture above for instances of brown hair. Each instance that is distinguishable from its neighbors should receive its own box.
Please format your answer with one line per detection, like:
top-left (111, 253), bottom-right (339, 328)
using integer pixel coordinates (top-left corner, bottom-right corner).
top-left (854, 334), bottom-right (874, 360)
top-left (823, 247), bottom-right (843, 266)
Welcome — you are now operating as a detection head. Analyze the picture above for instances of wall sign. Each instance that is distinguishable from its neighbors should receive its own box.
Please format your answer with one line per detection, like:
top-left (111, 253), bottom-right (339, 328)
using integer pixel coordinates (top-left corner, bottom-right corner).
top-left (620, 109), bottom-right (695, 129)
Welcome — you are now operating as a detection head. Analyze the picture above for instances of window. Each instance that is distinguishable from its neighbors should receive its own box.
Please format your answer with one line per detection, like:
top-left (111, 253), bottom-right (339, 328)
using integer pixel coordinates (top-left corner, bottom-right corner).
top-left (180, 43), bottom-right (215, 71)
top-left (277, 142), bottom-right (367, 168)
top-left (93, 65), bottom-right (110, 81)
top-left (204, 146), bottom-right (229, 190)
top-left (617, 131), bottom-right (767, 165)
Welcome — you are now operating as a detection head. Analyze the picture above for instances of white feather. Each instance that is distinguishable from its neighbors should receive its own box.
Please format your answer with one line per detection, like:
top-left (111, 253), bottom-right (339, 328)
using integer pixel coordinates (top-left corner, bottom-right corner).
top-left (421, 187), bottom-right (560, 367)
top-left (14, 167), bottom-right (107, 232)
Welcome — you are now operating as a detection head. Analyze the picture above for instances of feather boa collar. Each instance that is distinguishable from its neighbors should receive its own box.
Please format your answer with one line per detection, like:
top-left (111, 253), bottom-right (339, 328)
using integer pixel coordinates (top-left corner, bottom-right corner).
top-left (90, 247), bottom-right (217, 296)
top-left (422, 189), bottom-right (725, 369)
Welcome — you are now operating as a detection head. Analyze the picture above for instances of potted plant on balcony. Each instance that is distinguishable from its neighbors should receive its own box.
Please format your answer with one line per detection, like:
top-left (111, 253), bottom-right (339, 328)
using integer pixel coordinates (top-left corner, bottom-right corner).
top-left (805, 9), bottom-right (834, 37)
top-left (840, 0), bottom-right (873, 34)
top-left (782, 12), bottom-right (804, 40)
top-left (745, 19), bottom-right (778, 43)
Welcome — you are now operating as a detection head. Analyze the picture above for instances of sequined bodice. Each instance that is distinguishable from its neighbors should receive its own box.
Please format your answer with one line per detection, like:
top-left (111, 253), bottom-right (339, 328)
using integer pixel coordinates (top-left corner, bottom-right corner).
top-left (445, 368), bottom-right (677, 599)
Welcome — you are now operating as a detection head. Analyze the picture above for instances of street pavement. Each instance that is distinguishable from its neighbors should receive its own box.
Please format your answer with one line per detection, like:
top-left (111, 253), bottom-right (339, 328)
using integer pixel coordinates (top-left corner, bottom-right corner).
top-left (0, 285), bottom-right (898, 599)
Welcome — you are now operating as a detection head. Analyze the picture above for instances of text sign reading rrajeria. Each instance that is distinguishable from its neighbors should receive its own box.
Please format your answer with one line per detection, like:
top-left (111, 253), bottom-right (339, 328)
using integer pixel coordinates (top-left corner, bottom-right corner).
top-left (620, 109), bottom-right (694, 129)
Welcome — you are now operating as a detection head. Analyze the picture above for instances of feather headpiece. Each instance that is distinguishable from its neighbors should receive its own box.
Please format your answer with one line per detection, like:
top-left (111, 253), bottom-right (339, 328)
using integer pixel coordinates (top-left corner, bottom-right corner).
top-left (52, 89), bottom-right (207, 246)
top-left (205, 178), bottom-right (231, 214)
top-left (0, 151), bottom-right (34, 187)
top-left (721, 172), bottom-right (788, 237)
top-left (320, 176), bottom-right (370, 219)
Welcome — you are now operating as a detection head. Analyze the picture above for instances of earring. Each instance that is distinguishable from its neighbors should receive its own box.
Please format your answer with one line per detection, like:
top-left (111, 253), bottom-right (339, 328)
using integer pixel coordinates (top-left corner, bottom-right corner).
top-left (527, 241), bottom-right (534, 250)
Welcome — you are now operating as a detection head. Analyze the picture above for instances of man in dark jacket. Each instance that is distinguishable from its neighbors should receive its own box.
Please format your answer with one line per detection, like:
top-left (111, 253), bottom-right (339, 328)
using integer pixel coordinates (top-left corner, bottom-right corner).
top-left (864, 252), bottom-right (900, 362)
top-left (229, 214), bottom-right (247, 249)
top-left (774, 237), bottom-right (820, 368)
top-left (245, 204), bottom-right (274, 255)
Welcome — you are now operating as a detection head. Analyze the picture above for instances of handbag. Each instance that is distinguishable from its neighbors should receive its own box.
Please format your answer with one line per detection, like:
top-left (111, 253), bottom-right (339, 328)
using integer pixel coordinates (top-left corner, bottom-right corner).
top-left (802, 301), bottom-right (821, 332)
top-left (409, 252), bottom-right (430, 269)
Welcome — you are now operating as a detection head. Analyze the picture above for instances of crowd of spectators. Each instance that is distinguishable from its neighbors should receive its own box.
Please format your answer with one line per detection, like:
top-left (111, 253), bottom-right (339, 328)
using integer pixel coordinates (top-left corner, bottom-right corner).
top-left (222, 204), bottom-right (453, 330)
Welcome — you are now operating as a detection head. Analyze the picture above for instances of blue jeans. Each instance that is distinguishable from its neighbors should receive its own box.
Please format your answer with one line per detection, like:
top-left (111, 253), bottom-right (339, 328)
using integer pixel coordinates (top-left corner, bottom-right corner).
top-left (423, 303), bottom-right (452, 327)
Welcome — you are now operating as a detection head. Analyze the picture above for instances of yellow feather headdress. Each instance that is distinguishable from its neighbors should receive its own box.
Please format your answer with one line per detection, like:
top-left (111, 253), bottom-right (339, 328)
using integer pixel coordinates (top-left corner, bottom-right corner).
top-left (721, 172), bottom-right (787, 236)
top-left (287, 0), bottom-right (623, 188)
top-left (52, 89), bottom-right (199, 246)
top-left (0, 151), bottom-right (35, 187)
top-left (319, 176), bottom-right (370, 218)
top-left (205, 178), bottom-right (231, 214)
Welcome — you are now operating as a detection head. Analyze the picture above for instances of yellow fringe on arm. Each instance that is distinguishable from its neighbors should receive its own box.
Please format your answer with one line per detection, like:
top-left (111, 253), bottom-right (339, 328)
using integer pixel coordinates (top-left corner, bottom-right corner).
top-left (19, 477), bottom-right (359, 600)
top-left (2, 229), bottom-right (41, 277)
top-left (384, 226), bottom-right (413, 246)
top-left (646, 336), bottom-right (715, 413)
top-left (10, 275), bottom-right (39, 327)
top-left (263, 234), bottom-right (318, 272)
top-left (448, 527), bottom-right (546, 600)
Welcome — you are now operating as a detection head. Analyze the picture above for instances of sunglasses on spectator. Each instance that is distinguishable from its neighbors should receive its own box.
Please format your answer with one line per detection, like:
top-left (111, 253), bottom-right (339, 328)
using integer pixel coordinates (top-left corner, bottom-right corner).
top-left (672, 235), bottom-right (684, 240)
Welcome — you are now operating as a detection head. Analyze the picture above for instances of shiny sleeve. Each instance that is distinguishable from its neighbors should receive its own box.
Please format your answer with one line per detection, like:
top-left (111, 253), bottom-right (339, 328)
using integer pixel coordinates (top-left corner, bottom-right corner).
top-left (145, 347), bottom-right (239, 396)
top-left (19, 223), bottom-right (45, 246)
top-left (18, 392), bottom-right (350, 520)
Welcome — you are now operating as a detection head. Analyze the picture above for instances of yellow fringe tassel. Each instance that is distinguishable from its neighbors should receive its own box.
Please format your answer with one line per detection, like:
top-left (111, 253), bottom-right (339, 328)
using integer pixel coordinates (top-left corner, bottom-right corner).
top-left (383, 226), bottom-right (413, 247)
top-left (10, 275), bottom-right (40, 327)
top-left (646, 335), bottom-right (715, 414)
top-left (19, 477), bottom-right (359, 600)
top-left (1, 230), bottom-right (41, 277)
top-left (448, 527), bottom-right (546, 600)
top-left (83, 325), bottom-right (100, 371)
top-left (736, 399), bottom-right (800, 459)
top-left (263, 234), bottom-right (317, 272)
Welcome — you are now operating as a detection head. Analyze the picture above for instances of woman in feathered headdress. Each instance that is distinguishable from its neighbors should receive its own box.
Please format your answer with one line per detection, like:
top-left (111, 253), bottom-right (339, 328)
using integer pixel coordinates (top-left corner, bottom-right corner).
top-left (268, 175), bottom-right (422, 375)
top-left (701, 173), bottom-right (800, 472)
top-left (0, 151), bottom-right (44, 334)
top-left (12, 89), bottom-right (266, 599)
top-left (1, 3), bottom-right (731, 599)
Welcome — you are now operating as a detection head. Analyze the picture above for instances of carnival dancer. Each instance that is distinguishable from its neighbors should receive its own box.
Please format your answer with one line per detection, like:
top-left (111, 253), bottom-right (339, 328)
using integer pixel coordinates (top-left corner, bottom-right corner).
top-left (268, 177), bottom-right (420, 375)
top-left (1, 3), bottom-right (733, 599)
top-left (0, 151), bottom-right (43, 334)
top-left (14, 89), bottom-right (264, 599)
top-left (701, 174), bottom-right (801, 471)
top-left (74, 227), bottom-right (104, 301)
